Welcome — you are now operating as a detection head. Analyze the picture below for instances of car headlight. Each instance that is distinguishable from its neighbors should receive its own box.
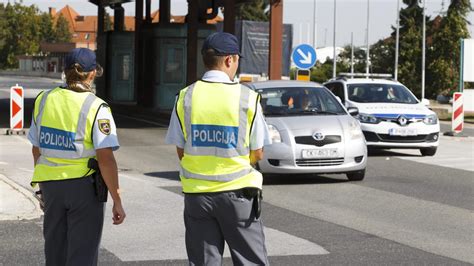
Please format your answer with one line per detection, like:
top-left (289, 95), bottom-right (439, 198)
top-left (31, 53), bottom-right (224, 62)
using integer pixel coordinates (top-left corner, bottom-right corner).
top-left (423, 114), bottom-right (438, 125)
top-left (357, 113), bottom-right (380, 124)
top-left (349, 120), bottom-right (363, 139)
top-left (267, 124), bottom-right (281, 143)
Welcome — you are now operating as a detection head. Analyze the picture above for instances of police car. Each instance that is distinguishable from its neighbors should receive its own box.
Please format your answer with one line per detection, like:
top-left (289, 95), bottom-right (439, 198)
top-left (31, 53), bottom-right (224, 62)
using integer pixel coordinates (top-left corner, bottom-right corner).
top-left (244, 81), bottom-right (367, 181)
top-left (324, 74), bottom-right (439, 156)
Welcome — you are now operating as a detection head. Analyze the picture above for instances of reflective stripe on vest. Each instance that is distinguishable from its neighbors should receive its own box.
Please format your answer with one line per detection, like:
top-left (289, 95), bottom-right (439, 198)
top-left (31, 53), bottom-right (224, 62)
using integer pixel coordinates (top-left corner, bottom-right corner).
top-left (36, 156), bottom-right (70, 167)
top-left (36, 91), bottom-right (97, 159)
top-left (183, 83), bottom-right (251, 158)
top-left (180, 166), bottom-right (253, 182)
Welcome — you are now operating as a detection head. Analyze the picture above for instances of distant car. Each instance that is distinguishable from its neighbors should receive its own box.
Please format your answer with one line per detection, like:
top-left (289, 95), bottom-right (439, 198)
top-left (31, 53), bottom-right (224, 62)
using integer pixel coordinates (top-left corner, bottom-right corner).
top-left (244, 81), bottom-right (367, 181)
top-left (324, 77), bottom-right (439, 156)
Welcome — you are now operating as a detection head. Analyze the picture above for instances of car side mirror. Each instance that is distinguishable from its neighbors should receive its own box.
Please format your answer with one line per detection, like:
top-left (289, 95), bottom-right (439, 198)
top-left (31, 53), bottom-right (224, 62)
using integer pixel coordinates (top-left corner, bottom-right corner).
top-left (347, 107), bottom-right (359, 116)
top-left (421, 98), bottom-right (430, 106)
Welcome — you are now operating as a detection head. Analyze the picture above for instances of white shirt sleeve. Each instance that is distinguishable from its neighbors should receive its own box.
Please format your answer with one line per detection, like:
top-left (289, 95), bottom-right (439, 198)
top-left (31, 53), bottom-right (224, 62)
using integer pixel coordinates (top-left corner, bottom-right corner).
top-left (27, 116), bottom-right (39, 147)
top-left (93, 105), bottom-right (120, 151)
top-left (249, 103), bottom-right (272, 150)
top-left (165, 104), bottom-right (185, 149)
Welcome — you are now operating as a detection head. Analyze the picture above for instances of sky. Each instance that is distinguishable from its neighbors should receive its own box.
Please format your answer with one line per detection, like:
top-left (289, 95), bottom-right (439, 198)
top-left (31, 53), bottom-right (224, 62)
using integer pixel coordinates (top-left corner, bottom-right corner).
top-left (3, 0), bottom-right (473, 48)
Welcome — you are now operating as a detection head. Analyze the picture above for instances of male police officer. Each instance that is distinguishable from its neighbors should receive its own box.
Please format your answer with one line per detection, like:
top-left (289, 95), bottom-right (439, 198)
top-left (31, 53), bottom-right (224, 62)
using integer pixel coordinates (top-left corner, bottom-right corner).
top-left (28, 48), bottom-right (125, 266)
top-left (166, 32), bottom-right (271, 265)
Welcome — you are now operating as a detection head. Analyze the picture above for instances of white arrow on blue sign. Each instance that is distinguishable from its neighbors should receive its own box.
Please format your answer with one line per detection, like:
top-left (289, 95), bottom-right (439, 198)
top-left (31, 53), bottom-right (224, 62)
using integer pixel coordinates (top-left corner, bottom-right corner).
top-left (292, 44), bottom-right (317, 70)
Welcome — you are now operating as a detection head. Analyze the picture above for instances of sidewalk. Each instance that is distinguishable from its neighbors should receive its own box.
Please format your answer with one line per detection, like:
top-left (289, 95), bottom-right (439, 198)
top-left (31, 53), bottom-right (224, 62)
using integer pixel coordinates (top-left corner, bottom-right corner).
top-left (0, 174), bottom-right (42, 220)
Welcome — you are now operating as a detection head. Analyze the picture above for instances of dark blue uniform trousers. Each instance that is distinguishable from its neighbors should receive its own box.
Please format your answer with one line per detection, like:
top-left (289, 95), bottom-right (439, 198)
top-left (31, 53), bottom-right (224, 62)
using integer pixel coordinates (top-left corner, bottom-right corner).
top-left (184, 190), bottom-right (269, 266)
top-left (40, 177), bottom-right (104, 266)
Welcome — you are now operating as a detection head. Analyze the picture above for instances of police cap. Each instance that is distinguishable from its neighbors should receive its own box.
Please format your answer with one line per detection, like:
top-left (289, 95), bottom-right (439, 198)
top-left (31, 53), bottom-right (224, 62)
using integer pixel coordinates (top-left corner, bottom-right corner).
top-left (201, 32), bottom-right (242, 57)
top-left (65, 48), bottom-right (98, 72)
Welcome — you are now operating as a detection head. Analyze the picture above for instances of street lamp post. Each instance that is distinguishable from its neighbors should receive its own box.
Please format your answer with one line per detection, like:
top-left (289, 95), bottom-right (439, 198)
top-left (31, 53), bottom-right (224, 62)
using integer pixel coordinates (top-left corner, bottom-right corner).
top-left (365, 0), bottom-right (370, 77)
top-left (332, 0), bottom-right (337, 78)
top-left (422, 0), bottom-right (426, 100)
top-left (313, 0), bottom-right (317, 48)
top-left (395, 0), bottom-right (400, 81)
top-left (351, 32), bottom-right (354, 74)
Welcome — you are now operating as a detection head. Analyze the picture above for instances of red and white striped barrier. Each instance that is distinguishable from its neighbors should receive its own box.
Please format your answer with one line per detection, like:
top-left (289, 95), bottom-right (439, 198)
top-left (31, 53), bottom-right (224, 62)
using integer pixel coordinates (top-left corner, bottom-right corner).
top-left (10, 84), bottom-right (24, 130)
top-left (451, 92), bottom-right (464, 133)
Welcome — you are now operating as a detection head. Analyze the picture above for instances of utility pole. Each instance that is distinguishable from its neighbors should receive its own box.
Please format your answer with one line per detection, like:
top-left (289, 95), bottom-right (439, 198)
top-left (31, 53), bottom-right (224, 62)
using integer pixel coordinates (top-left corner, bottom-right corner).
top-left (313, 0), bottom-right (317, 48)
top-left (394, 0), bottom-right (400, 80)
top-left (365, 0), bottom-right (370, 77)
top-left (422, 0), bottom-right (426, 99)
top-left (299, 23), bottom-right (303, 45)
top-left (351, 32), bottom-right (354, 74)
top-left (332, 0), bottom-right (336, 78)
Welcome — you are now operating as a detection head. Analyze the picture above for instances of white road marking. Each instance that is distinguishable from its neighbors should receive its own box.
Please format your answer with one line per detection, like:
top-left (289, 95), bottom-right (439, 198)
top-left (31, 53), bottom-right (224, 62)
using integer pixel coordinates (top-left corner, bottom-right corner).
top-left (394, 136), bottom-right (474, 172)
top-left (13, 135), bottom-right (31, 145)
top-left (101, 173), bottom-right (328, 261)
top-left (18, 168), bottom-right (33, 173)
top-left (265, 184), bottom-right (474, 264)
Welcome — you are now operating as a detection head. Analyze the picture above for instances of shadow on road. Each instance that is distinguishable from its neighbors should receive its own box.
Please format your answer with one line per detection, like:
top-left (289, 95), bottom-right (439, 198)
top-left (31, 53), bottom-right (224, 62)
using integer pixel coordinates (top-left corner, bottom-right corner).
top-left (368, 148), bottom-right (421, 157)
top-left (113, 113), bottom-right (168, 129)
top-left (144, 171), bottom-right (180, 181)
top-left (144, 171), bottom-right (351, 185)
top-left (263, 173), bottom-right (349, 185)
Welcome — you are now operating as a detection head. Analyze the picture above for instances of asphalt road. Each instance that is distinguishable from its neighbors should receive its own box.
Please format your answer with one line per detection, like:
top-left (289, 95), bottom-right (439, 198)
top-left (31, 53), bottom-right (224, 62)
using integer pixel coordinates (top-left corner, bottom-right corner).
top-left (1, 76), bottom-right (473, 265)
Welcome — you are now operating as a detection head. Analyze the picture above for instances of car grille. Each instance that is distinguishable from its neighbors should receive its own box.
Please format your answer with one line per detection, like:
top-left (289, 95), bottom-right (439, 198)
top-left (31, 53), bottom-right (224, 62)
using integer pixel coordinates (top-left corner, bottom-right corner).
top-left (296, 158), bottom-right (345, 167)
top-left (295, 135), bottom-right (341, 147)
top-left (363, 131), bottom-right (438, 143)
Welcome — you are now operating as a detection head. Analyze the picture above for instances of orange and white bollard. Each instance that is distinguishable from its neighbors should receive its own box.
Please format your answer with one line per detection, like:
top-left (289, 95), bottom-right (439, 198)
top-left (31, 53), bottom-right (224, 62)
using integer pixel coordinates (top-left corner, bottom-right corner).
top-left (7, 84), bottom-right (25, 135)
top-left (451, 92), bottom-right (464, 134)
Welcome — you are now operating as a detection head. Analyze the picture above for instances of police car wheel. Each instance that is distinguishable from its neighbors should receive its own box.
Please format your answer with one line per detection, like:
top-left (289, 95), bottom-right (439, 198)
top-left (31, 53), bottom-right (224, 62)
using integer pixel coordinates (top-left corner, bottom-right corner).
top-left (346, 169), bottom-right (365, 181)
top-left (420, 147), bottom-right (437, 157)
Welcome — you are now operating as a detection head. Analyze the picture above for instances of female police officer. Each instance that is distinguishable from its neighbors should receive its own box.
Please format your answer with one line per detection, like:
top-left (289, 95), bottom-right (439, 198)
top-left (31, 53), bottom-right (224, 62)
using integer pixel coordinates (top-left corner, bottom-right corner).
top-left (28, 48), bottom-right (126, 266)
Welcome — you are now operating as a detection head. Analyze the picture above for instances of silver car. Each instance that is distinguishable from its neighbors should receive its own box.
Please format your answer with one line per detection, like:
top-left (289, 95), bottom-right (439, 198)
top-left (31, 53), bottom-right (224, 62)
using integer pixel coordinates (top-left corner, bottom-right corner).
top-left (244, 81), bottom-right (367, 181)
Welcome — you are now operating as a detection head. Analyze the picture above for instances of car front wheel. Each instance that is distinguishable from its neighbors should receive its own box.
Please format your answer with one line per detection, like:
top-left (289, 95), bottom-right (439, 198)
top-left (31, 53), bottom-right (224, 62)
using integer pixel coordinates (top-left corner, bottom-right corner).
top-left (346, 169), bottom-right (365, 181)
top-left (420, 147), bottom-right (437, 156)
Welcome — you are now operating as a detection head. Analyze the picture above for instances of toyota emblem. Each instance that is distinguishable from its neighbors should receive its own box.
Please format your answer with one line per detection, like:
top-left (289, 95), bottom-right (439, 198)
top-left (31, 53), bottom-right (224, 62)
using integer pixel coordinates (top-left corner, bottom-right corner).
top-left (313, 132), bottom-right (325, 141)
top-left (398, 115), bottom-right (408, 126)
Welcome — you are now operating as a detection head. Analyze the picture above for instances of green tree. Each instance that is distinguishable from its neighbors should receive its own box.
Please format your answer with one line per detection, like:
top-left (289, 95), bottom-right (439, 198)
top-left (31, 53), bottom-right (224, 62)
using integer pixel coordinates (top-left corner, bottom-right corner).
top-left (428, 0), bottom-right (472, 96)
top-left (39, 13), bottom-right (55, 42)
top-left (235, 0), bottom-right (269, 21)
top-left (54, 14), bottom-right (72, 42)
top-left (396, 0), bottom-right (425, 97)
top-left (0, 2), bottom-right (43, 69)
top-left (338, 45), bottom-right (369, 74)
top-left (306, 58), bottom-right (349, 83)
top-left (0, 4), bottom-right (6, 51)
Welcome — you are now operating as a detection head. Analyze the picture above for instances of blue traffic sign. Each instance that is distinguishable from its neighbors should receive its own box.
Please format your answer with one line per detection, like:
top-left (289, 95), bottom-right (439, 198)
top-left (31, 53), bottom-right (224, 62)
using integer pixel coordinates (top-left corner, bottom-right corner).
top-left (292, 44), bottom-right (317, 69)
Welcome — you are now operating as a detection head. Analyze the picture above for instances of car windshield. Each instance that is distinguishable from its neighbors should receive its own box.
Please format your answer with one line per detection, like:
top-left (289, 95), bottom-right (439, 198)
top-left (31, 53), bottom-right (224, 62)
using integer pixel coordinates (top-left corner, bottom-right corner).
top-left (347, 83), bottom-right (418, 104)
top-left (255, 87), bottom-right (347, 116)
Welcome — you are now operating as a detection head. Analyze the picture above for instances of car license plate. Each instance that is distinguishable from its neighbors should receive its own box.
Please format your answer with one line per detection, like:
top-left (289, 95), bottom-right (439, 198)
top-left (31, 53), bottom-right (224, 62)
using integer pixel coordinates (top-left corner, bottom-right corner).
top-left (388, 128), bottom-right (417, 136)
top-left (302, 149), bottom-right (338, 159)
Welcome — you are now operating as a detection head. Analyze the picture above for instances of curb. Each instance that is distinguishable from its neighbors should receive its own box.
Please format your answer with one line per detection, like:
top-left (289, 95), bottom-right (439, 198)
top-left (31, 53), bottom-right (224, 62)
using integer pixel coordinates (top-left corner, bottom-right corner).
top-left (0, 174), bottom-right (42, 220)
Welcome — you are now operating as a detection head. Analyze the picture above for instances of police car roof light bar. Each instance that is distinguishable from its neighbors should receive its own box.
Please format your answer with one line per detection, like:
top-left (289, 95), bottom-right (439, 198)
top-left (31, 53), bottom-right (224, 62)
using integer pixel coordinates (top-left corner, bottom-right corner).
top-left (338, 73), bottom-right (393, 79)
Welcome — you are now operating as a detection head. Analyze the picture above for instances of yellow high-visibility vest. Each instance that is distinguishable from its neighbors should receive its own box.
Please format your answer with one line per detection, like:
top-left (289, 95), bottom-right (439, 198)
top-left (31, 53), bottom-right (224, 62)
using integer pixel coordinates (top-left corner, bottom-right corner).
top-left (31, 87), bottom-right (105, 186)
top-left (176, 80), bottom-right (262, 193)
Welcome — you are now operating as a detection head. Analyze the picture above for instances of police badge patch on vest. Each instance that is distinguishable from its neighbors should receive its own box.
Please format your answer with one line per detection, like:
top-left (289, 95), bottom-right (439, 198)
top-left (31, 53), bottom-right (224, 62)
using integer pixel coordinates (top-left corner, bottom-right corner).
top-left (98, 119), bottom-right (111, 135)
